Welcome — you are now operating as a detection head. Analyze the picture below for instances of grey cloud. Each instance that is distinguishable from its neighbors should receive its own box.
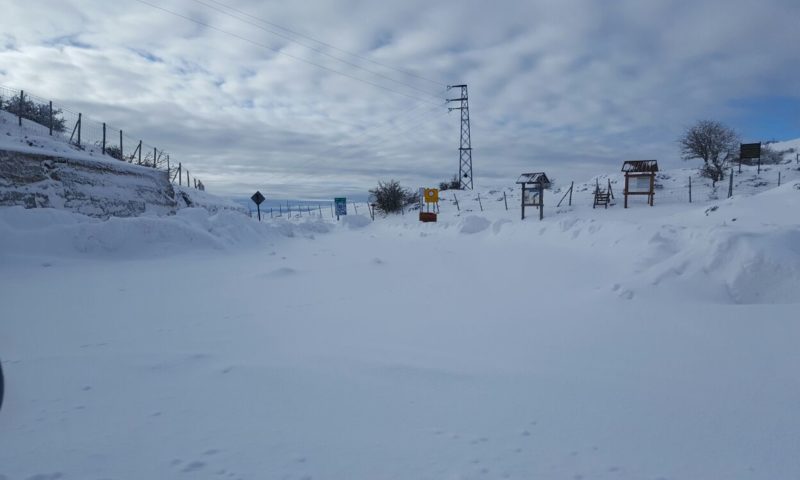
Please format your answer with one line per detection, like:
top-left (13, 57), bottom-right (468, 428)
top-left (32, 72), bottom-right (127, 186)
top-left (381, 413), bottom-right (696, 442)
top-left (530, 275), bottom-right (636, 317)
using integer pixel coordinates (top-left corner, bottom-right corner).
top-left (1, 0), bottom-right (798, 198)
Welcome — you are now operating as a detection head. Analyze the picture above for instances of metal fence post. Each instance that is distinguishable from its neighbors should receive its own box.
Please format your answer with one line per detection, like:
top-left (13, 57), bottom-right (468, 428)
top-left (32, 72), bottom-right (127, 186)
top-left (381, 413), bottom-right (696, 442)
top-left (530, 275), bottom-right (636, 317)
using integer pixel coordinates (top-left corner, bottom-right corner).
top-left (102, 123), bottom-right (106, 154)
top-left (120, 130), bottom-right (123, 157)
top-left (77, 113), bottom-right (81, 146)
top-left (153, 147), bottom-right (157, 168)
top-left (18, 90), bottom-right (23, 126)
top-left (49, 101), bottom-right (53, 135)
top-left (689, 176), bottom-right (692, 203)
top-left (503, 191), bottom-right (508, 210)
top-left (778, 171), bottom-right (781, 186)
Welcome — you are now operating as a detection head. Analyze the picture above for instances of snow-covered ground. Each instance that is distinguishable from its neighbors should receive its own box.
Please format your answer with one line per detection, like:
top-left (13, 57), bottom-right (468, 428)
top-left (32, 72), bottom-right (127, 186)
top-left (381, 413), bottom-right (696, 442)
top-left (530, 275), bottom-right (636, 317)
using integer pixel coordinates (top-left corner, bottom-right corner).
top-left (1, 153), bottom-right (799, 479)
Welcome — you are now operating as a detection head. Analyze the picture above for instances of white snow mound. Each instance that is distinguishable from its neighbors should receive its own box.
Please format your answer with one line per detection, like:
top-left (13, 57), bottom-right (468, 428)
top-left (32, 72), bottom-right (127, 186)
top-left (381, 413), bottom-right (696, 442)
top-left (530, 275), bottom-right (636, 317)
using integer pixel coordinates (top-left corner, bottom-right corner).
top-left (459, 215), bottom-right (491, 234)
top-left (634, 225), bottom-right (800, 304)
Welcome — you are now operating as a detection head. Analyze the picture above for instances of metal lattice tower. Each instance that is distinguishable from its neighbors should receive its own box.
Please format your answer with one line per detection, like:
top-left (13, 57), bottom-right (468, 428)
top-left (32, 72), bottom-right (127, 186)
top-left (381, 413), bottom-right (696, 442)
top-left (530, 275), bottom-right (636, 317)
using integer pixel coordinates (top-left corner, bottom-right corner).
top-left (447, 84), bottom-right (473, 190)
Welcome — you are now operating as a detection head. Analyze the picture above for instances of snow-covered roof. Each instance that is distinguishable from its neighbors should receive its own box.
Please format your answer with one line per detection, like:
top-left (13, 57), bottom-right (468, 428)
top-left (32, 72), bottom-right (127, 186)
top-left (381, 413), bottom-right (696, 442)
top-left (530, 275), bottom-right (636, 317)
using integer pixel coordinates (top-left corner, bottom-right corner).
top-left (621, 160), bottom-right (659, 173)
top-left (516, 172), bottom-right (550, 186)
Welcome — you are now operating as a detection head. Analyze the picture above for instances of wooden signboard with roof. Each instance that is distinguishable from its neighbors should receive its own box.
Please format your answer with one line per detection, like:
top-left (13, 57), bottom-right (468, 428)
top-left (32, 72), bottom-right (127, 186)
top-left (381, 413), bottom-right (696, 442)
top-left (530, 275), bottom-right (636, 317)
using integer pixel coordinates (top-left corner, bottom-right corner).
top-left (622, 160), bottom-right (658, 208)
top-left (516, 172), bottom-right (550, 220)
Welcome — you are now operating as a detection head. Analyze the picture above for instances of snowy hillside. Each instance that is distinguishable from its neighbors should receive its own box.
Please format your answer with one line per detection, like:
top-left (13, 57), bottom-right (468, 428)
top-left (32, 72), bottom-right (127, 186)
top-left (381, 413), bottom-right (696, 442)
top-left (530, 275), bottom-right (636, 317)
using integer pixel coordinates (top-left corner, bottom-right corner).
top-left (0, 110), bottom-right (246, 217)
top-left (1, 150), bottom-right (799, 479)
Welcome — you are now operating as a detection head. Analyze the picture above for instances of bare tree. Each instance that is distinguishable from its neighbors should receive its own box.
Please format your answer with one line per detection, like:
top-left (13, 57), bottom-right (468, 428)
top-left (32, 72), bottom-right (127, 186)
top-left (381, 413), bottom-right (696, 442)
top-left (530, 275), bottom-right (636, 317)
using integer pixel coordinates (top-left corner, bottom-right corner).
top-left (679, 120), bottom-right (739, 183)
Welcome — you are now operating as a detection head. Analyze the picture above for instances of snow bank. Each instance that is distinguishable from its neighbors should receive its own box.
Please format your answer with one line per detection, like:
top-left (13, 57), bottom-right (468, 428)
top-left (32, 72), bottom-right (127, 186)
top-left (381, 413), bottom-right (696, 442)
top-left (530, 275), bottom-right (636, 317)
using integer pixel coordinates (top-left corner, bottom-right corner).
top-left (174, 186), bottom-right (248, 215)
top-left (341, 214), bottom-right (371, 229)
top-left (0, 110), bottom-right (244, 219)
top-left (0, 206), bottom-right (330, 260)
top-left (629, 223), bottom-right (800, 304)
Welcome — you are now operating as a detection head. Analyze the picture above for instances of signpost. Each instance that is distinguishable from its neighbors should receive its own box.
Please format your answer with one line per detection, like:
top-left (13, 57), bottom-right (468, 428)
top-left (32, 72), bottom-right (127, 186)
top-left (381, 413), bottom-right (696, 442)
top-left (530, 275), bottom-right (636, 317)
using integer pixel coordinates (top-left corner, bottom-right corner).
top-left (420, 188), bottom-right (439, 222)
top-left (334, 197), bottom-right (347, 220)
top-left (251, 190), bottom-right (265, 221)
top-left (517, 173), bottom-right (550, 220)
top-left (621, 160), bottom-right (658, 208)
top-left (740, 142), bottom-right (761, 174)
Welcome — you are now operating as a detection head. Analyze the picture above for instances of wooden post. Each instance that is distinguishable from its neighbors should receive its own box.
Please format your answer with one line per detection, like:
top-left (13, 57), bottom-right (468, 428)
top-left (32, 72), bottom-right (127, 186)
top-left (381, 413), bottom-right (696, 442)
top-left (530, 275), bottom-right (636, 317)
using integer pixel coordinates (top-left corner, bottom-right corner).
top-left (689, 176), bottom-right (692, 203)
top-left (18, 90), bottom-right (23, 126)
top-left (49, 100), bottom-right (53, 136)
top-left (728, 168), bottom-right (734, 198)
top-left (477, 193), bottom-right (483, 211)
top-left (520, 185), bottom-right (525, 220)
top-left (453, 193), bottom-right (460, 211)
top-left (649, 173), bottom-right (655, 206)
top-left (757, 157), bottom-right (761, 175)
top-left (330, 203), bottom-right (333, 218)
top-left (353, 203), bottom-right (358, 214)
top-left (186, 170), bottom-right (189, 187)
top-left (138, 141), bottom-right (142, 164)
top-left (569, 181), bottom-right (573, 206)
top-left (77, 113), bottom-right (82, 146)
top-left (177, 163), bottom-right (181, 186)
top-left (539, 181), bottom-right (544, 220)
top-left (503, 191), bottom-right (508, 210)
top-left (102, 123), bottom-right (106, 154)
top-left (153, 147), bottom-right (157, 168)
top-left (624, 173), bottom-right (629, 208)
top-left (120, 130), bottom-right (123, 158)
top-left (778, 171), bottom-right (781, 186)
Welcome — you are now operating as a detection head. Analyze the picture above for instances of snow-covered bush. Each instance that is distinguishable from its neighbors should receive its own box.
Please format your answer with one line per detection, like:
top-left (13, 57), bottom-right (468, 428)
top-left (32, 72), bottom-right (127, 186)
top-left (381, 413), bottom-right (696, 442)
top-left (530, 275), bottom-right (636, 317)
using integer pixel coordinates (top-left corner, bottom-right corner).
top-left (369, 179), bottom-right (416, 214)
top-left (0, 93), bottom-right (66, 133)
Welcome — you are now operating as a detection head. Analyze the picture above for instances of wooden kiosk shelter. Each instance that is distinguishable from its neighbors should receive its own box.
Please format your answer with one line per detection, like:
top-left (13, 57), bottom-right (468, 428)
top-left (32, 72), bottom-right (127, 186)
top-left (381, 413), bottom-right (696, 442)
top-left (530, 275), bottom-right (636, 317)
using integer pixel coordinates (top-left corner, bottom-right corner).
top-left (621, 160), bottom-right (658, 208)
top-left (516, 172), bottom-right (550, 220)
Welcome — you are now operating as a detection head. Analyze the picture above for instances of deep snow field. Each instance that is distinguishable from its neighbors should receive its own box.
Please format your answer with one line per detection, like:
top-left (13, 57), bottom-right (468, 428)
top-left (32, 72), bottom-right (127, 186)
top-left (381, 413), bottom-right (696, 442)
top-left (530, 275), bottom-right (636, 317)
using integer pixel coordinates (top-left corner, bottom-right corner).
top-left (1, 165), bottom-right (800, 479)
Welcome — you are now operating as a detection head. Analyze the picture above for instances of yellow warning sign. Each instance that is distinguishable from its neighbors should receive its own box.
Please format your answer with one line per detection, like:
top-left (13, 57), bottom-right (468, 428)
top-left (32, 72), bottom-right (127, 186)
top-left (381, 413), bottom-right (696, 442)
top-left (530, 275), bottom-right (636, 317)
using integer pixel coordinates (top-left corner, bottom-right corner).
top-left (423, 188), bottom-right (439, 203)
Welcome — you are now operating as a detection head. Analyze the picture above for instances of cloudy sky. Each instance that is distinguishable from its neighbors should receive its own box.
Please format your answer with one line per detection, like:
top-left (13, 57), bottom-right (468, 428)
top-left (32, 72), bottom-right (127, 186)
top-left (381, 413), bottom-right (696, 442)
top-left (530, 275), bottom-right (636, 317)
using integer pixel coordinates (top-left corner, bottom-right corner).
top-left (1, 0), bottom-right (799, 199)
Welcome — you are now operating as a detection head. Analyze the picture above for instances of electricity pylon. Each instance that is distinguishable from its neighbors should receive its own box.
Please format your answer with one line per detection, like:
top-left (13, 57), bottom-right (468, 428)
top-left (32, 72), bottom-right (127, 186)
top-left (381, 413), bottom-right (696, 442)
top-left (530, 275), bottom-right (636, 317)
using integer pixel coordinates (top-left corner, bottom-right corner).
top-left (447, 84), bottom-right (473, 190)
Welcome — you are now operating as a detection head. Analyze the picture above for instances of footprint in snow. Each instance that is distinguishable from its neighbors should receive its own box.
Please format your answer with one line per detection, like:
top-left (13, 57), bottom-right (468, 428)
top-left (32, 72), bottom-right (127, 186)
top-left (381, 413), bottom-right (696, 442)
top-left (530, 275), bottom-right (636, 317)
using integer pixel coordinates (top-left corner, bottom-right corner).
top-left (261, 267), bottom-right (297, 278)
top-left (23, 474), bottom-right (63, 480)
top-left (619, 290), bottom-right (635, 300)
top-left (181, 461), bottom-right (206, 473)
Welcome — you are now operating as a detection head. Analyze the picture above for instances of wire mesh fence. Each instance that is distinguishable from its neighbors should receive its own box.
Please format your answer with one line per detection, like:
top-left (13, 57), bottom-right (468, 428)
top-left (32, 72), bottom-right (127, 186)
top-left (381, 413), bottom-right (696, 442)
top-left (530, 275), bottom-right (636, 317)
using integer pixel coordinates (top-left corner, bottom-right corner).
top-left (0, 84), bottom-right (203, 190)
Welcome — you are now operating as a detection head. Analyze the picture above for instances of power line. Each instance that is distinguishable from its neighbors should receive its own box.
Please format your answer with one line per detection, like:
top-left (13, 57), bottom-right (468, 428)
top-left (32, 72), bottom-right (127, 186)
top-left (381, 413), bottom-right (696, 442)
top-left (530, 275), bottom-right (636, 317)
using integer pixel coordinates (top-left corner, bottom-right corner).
top-left (188, 0), bottom-right (444, 99)
top-left (332, 96), bottom-right (446, 147)
top-left (132, 0), bottom-right (443, 107)
top-left (327, 105), bottom-right (451, 162)
top-left (196, 0), bottom-right (447, 88)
